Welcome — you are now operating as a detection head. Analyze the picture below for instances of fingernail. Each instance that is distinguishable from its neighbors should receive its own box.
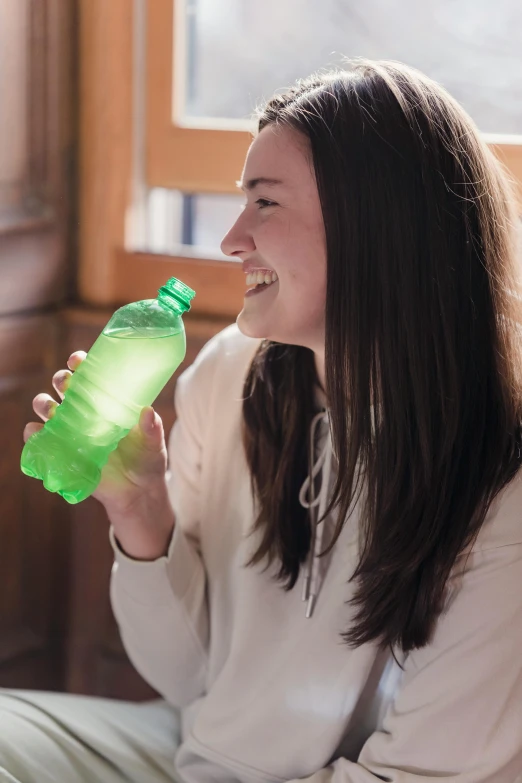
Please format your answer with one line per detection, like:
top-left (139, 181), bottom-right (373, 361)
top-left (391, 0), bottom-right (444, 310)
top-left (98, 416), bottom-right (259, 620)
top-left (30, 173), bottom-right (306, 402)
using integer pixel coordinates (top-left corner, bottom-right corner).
top-left (141, 407), bottom-right (155, 432)
top-left (47, 400), bottom-right (57, 416)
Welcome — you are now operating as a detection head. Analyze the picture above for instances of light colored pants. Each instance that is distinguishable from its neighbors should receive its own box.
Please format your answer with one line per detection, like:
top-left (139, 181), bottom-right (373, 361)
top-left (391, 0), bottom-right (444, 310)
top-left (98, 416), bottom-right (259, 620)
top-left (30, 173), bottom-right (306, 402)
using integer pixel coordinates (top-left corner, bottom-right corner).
top-left (0, 689), bottom-right (182, 783)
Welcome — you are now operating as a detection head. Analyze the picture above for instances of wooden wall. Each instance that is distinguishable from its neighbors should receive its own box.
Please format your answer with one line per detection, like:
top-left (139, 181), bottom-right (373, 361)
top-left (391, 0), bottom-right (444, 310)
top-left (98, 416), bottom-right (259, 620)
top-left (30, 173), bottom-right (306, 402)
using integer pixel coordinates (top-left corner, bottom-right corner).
top-left (0, 0), bottom-right (74, 691)
top-left (0, 314), bottom-right (70, 690)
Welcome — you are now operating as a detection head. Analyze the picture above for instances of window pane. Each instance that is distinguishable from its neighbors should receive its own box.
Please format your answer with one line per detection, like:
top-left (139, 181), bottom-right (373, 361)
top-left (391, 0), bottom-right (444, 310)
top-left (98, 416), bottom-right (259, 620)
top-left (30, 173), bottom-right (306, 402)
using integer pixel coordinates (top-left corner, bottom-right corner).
top-left (192, 193), bottom-right (243, 250)
top-left (144, 189), bottom-right (242, 256)
top-left (182, 0), bottom-right (522, 134)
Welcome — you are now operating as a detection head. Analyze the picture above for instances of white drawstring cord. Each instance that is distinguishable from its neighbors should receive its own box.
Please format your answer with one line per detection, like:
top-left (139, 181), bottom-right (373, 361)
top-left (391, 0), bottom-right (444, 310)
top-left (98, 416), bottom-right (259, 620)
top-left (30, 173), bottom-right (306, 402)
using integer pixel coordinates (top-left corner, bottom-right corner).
top-left (298, 410), bottom-right (331, 617)
top-left (306, 434), bottom-right (332, 618)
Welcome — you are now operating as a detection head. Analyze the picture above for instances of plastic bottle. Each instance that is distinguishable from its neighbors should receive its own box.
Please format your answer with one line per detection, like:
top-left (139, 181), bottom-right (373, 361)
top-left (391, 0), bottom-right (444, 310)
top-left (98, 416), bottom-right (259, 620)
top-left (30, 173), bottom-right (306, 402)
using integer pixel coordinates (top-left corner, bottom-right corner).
top-left (21, 277), bottom-right (195, 504)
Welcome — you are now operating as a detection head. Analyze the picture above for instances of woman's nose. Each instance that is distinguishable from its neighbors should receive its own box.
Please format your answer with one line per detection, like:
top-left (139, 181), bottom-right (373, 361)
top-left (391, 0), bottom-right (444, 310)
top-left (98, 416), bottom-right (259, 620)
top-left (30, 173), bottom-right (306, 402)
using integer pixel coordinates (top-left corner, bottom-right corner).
top-left (221, 212), bottom-right (255, 258)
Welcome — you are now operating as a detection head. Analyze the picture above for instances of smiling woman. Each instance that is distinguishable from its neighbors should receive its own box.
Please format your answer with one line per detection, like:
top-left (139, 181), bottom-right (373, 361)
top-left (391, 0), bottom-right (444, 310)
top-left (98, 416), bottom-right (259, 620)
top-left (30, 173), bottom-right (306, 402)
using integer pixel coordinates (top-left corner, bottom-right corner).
top-left (6, 57), bottom-right (522, 783)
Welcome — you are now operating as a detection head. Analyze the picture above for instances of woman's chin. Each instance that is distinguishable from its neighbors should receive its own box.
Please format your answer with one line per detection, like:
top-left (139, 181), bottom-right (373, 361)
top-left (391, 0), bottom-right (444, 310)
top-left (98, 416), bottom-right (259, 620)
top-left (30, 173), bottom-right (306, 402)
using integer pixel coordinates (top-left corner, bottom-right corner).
top-left (236, 309), bottom-right (272, 340)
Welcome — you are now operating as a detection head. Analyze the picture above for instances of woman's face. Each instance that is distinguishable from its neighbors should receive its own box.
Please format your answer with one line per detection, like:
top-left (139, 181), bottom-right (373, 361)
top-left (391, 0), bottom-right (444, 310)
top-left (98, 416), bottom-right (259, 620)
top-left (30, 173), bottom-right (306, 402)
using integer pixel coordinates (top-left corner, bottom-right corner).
top-left (221, 124), bottom-right (327, 353)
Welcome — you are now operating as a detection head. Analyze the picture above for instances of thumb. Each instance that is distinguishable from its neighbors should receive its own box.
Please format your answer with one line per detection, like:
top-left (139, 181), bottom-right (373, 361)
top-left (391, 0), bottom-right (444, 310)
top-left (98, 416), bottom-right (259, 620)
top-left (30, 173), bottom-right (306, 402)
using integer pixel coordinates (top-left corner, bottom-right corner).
top-left (138, 406), bottom-right (165, 450)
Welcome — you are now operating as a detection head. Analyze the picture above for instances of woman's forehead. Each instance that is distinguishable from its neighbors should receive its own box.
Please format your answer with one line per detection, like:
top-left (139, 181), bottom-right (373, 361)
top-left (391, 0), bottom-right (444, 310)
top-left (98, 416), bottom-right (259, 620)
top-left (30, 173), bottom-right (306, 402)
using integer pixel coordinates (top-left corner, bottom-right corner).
top-left (243, 125), bottom-right (312, 187)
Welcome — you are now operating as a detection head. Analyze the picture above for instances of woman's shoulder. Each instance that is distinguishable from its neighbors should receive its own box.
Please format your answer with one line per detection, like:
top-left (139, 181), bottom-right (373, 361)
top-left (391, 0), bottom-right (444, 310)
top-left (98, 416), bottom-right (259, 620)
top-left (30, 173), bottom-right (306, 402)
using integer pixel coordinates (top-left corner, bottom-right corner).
top-left (185, 323), bottom-right (261, 382)
top-left (175, 324), bottom-right (262, 411)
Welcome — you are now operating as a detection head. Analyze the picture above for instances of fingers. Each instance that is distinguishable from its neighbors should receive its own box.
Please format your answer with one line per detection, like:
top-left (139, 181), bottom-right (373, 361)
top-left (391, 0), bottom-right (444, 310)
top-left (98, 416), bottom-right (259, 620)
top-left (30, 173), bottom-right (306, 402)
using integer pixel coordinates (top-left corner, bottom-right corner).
top-left (23, 422), bottom-right (43, 443)
top-left (52, 369), bottom-right (71, 399)
top-left (67, 351), bottom-right (86, 371)
top-left (32, 392), bottom-right (58, 422)
top-left (50, 351), bottom-right (85, 399)
top-left (25, 350), bottom-right (86, 441)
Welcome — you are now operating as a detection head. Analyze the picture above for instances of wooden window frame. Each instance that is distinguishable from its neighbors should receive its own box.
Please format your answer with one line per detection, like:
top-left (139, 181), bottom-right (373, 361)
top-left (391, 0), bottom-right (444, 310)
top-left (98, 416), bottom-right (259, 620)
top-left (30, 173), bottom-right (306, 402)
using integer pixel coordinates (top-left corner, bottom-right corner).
top-left (79, 0), bottom-right (522, 313)
top-left (79, 0), bottom-right (247, 313)
top-left (147, 0), bottom-right (252, 194)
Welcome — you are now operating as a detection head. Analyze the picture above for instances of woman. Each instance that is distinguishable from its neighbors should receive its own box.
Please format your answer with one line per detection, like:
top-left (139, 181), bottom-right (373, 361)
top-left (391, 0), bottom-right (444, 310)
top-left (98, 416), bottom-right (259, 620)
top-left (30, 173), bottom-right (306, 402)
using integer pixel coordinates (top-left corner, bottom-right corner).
top-left (6, 59), bottom-right (522, 782)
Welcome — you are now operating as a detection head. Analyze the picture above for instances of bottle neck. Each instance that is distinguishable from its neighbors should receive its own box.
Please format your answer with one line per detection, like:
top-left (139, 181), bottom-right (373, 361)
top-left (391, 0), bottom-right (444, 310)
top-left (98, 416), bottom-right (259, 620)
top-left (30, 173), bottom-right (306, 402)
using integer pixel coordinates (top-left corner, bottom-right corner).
top-left (157, 277), bottom-right (195, 314)
top-left (157, 290), bottom-right (185, 315)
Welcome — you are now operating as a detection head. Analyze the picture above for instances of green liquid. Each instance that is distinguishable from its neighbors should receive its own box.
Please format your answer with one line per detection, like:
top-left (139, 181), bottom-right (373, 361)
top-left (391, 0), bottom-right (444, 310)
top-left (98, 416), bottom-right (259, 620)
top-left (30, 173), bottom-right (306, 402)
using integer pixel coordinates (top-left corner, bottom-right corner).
top-left (21, 326), bottom-right (186, 504)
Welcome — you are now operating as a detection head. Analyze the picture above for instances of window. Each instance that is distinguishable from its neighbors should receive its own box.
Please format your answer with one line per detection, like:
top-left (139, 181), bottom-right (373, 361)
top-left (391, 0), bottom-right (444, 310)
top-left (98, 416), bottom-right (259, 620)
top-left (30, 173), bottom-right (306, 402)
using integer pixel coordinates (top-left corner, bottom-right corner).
top-left (183, 0), bottom-right (522, 135)
top-left (79, 0), bottom-right (522, 314)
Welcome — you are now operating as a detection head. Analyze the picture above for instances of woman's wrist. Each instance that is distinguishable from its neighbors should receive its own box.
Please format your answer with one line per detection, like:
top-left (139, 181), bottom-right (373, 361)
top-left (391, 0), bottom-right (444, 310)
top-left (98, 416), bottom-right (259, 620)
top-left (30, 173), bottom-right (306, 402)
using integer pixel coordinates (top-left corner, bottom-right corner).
top-left (105, 480), bottom-right (176, 561)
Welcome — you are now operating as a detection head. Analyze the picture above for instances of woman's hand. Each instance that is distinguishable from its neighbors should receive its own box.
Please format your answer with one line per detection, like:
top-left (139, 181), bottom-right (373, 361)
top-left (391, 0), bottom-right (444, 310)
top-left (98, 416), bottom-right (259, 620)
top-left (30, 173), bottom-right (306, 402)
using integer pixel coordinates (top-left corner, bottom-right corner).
top-left (23, 351), bottom-right (175, 561)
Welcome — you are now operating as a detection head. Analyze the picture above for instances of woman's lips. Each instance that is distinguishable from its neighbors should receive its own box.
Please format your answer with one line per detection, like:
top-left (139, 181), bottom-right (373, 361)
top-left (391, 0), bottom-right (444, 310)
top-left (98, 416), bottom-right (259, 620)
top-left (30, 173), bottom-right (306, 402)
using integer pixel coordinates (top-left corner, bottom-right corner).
top-left (244, 279), bottom-right (279, 298)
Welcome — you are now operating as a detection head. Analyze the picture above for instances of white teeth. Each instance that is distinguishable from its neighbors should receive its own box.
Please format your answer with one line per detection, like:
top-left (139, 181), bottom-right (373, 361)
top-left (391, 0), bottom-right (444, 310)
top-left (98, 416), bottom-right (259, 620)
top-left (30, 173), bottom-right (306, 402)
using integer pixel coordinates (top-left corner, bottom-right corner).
top-left (245, 270), bottom-right (279, 288)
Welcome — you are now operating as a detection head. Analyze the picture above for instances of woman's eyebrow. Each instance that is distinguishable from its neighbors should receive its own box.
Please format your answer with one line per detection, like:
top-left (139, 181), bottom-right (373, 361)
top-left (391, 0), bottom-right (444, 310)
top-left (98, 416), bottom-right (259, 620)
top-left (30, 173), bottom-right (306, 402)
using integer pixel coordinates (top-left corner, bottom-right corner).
top-left (237, 177), bottom-right (284, 192)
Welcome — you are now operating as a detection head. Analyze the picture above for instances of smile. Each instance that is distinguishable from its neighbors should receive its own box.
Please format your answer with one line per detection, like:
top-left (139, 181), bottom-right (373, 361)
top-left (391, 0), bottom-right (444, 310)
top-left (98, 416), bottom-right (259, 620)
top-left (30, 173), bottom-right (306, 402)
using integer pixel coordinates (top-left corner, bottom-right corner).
top-left (244, 270), bottom-right (279, 298)
top-left (244, 269), bottom-right (279, 298)
top-left (245, 270), bottom-right (279, 288)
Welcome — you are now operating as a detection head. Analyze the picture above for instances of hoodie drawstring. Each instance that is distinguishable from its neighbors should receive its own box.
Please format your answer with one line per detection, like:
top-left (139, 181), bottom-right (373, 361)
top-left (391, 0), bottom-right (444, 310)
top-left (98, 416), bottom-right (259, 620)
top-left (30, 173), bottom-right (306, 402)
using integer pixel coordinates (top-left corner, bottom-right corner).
top-left (298, 410), bottom-right (333, 618)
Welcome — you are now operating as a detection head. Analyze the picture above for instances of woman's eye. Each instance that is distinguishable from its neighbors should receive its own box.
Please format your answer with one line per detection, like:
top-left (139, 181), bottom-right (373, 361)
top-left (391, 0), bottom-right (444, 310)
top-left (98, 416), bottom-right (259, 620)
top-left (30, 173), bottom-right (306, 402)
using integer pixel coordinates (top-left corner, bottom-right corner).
top-left (240, 198), bottom-right (278, 211)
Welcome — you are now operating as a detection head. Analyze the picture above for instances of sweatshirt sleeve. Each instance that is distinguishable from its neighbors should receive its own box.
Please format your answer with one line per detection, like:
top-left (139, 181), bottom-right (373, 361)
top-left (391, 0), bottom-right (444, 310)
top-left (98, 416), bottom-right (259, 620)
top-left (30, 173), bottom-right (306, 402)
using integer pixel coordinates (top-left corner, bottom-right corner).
top-left (286, 541), bottom-right (522, 783)
top-left (109, 358), bottom-right (209, 708)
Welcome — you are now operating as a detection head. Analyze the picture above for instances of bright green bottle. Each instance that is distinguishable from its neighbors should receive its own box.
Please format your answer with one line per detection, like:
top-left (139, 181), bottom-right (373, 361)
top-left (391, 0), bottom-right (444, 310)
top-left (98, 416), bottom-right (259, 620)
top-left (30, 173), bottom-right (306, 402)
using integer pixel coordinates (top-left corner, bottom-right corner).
top-left (21, 277), bottom-right (195, 504)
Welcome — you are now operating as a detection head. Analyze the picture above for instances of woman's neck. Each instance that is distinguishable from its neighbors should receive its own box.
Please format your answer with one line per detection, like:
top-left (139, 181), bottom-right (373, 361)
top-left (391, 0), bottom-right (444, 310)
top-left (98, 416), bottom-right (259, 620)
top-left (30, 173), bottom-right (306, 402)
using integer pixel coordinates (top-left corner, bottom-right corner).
top-left (314, 350), bottom-right (327, 408)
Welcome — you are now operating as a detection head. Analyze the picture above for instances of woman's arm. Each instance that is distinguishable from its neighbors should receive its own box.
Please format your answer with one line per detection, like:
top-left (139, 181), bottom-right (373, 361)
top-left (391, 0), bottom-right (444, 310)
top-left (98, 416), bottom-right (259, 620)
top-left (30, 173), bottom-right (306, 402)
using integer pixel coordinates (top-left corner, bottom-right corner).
top-left (23, 345), bottom-right (210, 706)
top-left (287, 541), bottom-right (522, 782)
top-left (109, 361), bottom-right (209, 708)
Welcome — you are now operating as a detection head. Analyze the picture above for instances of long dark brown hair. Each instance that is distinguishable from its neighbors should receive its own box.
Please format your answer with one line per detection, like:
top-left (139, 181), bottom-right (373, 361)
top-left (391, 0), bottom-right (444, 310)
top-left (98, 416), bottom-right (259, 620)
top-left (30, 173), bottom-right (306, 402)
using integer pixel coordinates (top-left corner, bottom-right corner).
top-left (242, 60), bottom-right (522, 653)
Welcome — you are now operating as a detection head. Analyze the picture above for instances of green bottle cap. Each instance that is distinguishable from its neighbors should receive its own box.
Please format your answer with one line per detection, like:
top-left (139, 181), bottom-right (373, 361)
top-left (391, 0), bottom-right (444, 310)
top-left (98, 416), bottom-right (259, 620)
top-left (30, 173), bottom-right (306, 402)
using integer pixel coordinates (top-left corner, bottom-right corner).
top-left (158, 277), bottom-right (196, 313)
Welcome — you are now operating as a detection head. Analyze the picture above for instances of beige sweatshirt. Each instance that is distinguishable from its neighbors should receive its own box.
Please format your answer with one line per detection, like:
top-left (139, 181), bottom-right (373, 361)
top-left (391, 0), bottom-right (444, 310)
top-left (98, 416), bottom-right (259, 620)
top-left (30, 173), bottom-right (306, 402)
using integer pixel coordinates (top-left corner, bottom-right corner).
top-left (110, 324), bottom-right (522, 783)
